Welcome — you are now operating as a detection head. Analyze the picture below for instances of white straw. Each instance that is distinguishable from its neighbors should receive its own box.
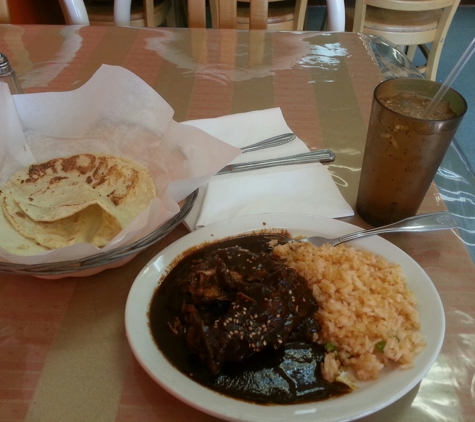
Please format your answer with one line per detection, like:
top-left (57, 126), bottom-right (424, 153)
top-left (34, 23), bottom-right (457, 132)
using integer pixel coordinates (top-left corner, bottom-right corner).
top-left (422, 36), bottom-right (475, 118)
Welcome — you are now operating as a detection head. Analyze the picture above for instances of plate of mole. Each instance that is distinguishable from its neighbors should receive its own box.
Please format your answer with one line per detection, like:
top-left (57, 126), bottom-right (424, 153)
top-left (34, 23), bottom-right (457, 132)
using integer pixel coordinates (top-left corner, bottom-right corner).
top-left (125, 213), bottom-right (445, 422)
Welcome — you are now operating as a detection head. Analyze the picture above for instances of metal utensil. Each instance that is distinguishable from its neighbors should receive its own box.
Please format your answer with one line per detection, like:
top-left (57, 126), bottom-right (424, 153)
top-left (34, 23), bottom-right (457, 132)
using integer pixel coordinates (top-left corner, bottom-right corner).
top-left (217, 149), bottom-right (335, 175)
top-left (284, 212), bottom-right (457, 247)
top-left (241, 133), bottom-right (296, 153)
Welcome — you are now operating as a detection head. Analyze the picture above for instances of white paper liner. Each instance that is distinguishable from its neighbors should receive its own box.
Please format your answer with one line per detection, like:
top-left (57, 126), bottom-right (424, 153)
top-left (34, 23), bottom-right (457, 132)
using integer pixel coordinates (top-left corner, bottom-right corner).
top-left (0, 65), bottom-right (241, 264)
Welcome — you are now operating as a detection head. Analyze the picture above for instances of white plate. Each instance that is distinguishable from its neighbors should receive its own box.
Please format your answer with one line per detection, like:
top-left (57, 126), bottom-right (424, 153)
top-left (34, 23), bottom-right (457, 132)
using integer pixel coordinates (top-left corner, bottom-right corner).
top-left (125, 213), bottom-right (445, 422)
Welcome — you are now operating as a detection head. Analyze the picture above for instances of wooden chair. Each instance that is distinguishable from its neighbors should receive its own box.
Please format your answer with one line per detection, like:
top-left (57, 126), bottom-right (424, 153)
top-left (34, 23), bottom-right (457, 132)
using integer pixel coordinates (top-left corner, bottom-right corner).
top-left (0, 0), bottom-right (10, 24)
top-left (189, 0), bottom-right (308, 30)
top-left (325, 0), bottom-right (345, 31)
top-left (59, 0), bottom-right (172, 27)
top-left (346, 0), bottom-right (461, 80)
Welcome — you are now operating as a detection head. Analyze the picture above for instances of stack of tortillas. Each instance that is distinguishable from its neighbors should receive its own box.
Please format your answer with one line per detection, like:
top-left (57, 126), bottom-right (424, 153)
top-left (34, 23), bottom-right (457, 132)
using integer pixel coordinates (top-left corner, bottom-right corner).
top-left (0, 154), bottom-right (156, 255)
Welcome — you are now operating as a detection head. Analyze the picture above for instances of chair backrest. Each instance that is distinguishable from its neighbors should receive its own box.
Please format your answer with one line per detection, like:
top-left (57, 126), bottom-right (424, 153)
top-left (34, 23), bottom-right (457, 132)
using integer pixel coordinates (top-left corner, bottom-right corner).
top-left (326, 0), bottom-right (345, 31)
top-left (114, 0), bottom-right (134, 26)
top-left (189, 0), bottom-right (308, 30)
top-left (59, 0), bottom-right (91, 24)
top-left (59, 0), bottom-right (170, 27)
top-left (113, 0), bottom-right (169, 27)
top-left (0, 0), bottom-right (11, 24)
top-left (350, 0), bottom-right (461, 80)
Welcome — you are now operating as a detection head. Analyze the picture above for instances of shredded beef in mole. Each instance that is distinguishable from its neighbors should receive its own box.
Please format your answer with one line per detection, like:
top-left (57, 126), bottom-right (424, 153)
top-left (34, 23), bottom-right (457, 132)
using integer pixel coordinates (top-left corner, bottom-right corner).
top-left (149, 234), bottom-right (351, 404)
top-left (172, 244), bottom-right (319, 374)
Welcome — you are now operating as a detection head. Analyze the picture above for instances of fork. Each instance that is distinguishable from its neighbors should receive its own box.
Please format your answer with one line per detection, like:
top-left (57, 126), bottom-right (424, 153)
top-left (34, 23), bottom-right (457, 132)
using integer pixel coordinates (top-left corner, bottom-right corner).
top-left (287, 212), bottom-right (458, 247)
top-left (241, 133), bottom-right (296, 153)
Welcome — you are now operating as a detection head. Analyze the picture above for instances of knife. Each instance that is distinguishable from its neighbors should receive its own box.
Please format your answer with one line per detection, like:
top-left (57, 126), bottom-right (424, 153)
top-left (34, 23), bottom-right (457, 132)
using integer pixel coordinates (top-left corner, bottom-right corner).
top-left (217, 149), bottom-right (336, 175)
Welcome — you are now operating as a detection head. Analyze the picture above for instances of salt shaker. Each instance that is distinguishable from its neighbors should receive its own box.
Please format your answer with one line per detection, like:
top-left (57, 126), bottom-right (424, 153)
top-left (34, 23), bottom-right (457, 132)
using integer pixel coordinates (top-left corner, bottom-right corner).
top-left (0, 52), bottom-right (23, 94)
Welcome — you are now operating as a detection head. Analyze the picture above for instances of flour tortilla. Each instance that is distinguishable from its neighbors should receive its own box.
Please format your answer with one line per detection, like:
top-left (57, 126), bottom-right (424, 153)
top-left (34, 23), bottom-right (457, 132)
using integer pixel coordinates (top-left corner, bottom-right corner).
top-left (0, 154), bottom-right (156, 251)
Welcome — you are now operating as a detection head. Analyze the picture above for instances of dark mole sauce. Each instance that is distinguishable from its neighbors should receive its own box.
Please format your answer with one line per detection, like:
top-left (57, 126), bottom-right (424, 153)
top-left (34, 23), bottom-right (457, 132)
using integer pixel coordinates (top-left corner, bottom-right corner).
top-left (149, 233), bottom-right (351, 405)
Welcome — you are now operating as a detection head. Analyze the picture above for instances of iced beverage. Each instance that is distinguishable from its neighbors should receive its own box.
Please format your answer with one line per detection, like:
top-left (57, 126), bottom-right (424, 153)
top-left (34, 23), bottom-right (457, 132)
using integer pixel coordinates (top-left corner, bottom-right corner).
top-left (356, 78), bottom-right (467, 227)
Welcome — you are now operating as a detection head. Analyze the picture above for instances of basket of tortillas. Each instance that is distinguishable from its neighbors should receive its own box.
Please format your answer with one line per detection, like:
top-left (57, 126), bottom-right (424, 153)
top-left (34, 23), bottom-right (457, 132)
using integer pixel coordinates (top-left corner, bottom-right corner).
top-left (0, 66), bottom-right (240, 277)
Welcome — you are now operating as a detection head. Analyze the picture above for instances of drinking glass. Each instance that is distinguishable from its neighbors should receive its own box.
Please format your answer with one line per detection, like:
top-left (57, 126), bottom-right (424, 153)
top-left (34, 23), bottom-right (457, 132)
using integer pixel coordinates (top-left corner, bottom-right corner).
top-left (356, 78), bottom-right (467, 227)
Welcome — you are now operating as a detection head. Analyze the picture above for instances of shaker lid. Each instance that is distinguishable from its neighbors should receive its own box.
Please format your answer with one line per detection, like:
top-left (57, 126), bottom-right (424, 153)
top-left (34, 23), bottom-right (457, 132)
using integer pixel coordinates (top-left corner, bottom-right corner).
top-left (0, 52), bottom-right (13, 75)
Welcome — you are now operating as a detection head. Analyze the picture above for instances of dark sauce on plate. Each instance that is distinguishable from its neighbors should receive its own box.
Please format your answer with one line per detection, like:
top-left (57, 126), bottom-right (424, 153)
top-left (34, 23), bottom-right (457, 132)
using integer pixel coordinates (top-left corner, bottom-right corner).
top-left (148, 233), bottom-right (351, 405)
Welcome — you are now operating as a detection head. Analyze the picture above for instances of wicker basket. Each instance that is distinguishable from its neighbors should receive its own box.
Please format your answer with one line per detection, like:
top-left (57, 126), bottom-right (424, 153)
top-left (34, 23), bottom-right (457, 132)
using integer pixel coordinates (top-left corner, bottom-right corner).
top-left (0, 190), bottom-right (198, 277)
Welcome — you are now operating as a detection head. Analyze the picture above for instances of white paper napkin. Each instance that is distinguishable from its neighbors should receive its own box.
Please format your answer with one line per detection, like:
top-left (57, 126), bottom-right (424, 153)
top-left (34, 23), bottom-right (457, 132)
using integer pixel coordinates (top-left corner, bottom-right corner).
top-left (184, 108), bottom-right (354, 230)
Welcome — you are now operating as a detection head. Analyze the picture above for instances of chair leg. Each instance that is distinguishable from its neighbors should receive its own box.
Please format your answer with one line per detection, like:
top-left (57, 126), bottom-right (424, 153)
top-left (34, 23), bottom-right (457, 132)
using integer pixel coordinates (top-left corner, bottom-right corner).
top-left (411, 44), bottom-right (434, 80)
top-left (294, 0), bottom-right (309, 31)
top-left (144, 0), bottom-right (154, 26)
top-left (425, 42), bottom-right (443, 81)
top-left (406, 45), bottom-right (417, 61)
